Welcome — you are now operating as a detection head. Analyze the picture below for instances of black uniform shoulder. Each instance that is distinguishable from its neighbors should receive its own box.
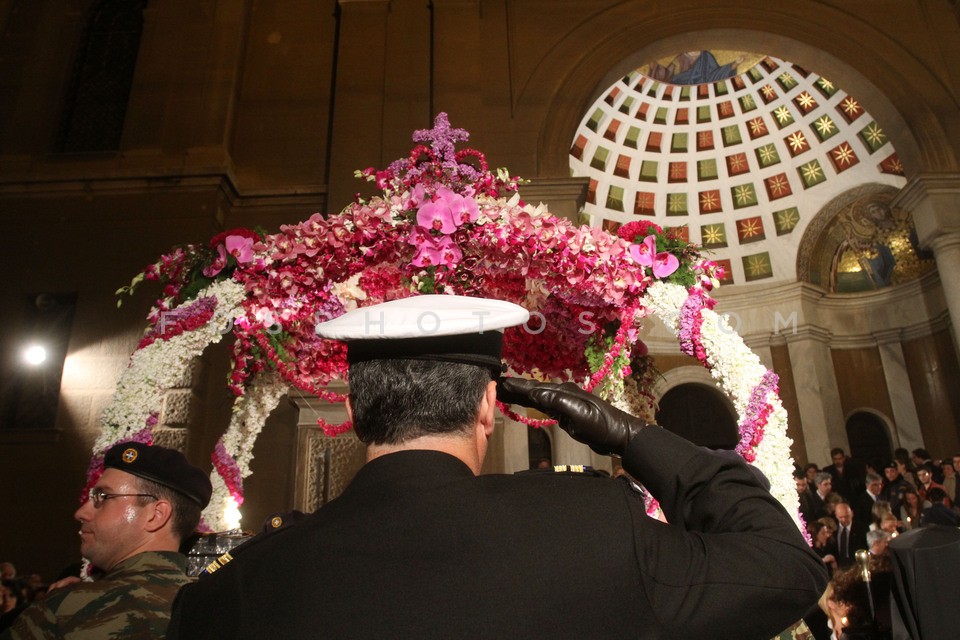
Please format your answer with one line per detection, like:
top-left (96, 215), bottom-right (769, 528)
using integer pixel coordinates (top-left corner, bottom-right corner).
top-left (197, 510), bottom-right (309, 577)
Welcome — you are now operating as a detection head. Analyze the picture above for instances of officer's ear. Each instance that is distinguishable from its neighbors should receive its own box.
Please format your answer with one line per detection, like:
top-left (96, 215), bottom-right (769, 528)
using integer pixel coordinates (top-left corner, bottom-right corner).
top-left (143, 499), bottom-right (174, 533)
top-left (345, 395), bottom-right (354, 423)
top-left (478, 380), bottom-right (496, 438)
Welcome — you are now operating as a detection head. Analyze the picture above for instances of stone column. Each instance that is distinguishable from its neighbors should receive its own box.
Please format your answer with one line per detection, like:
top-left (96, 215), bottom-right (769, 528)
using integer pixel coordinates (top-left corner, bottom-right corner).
top-left (873, 329), bottom-right (923, 451)
top-left (292, 392), bottom-right (365, 512)
top-left (520, 177), bottom-right (590, 224)
top-left (894, 174), bottom-right (960, 353)
top-left (786, 326), bottom-right (846, 463)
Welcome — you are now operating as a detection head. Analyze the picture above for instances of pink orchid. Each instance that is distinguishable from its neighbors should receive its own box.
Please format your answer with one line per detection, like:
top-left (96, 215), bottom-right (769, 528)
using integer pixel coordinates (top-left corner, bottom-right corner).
top-left (411, 233), bottom-right (462, 267)
top-left (203, 245), bottom-right (228, 277)
top-left (629, 235), bottom-right (658, 267)
top-left (652, 251), bottom-right (680, 278)
top-left (225, 235), bottom-right (255, 264)
top-left (416, 187), bottom-right (479, 233)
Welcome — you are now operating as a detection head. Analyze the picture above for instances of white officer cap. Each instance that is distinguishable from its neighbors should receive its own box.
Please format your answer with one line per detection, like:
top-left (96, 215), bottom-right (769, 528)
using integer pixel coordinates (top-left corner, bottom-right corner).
top-left (316, 294), bottom-right (529, 375)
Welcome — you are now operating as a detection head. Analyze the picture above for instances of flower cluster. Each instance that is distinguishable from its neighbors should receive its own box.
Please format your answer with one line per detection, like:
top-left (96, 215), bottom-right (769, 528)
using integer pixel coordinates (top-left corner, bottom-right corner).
top-left (645, 280), bottom-right (801, 528)
top-left (95, 113), bottom-right (800, 530)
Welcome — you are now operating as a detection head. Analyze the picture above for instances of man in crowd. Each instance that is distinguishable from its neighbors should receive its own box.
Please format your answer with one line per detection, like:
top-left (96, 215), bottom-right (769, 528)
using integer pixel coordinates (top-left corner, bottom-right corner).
top-left (867, 529), bottom-right (892, 558)
top-left (168, 295), bottom-right (827, 640)
top-left (880, 461), bottom-right (910, 515)
top-left (824, 447), bottom-right (863, 501)
top-left (2, 442), bottom-right (211, 639)
top-left (811, 471), bottom-right (834, 520)
top-left (834, 502), bottom-right (868, 568)
top-left (854, 472), bottom-right (884, 531)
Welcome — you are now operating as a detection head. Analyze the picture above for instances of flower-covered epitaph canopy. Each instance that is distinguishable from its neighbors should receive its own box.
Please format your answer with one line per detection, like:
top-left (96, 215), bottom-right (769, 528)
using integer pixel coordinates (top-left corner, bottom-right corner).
top-left (95, 114), bottom-right (799, 534)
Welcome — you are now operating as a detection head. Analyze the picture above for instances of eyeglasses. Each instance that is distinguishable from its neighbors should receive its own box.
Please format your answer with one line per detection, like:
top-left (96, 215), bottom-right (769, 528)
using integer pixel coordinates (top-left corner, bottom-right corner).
top-left (88, 487), bottom-right (157, 509)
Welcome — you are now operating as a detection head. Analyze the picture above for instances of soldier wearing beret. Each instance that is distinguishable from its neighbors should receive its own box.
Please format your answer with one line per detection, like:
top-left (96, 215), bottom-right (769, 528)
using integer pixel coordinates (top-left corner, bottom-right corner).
top-left (168, 295), bottom-right (827, 639)
top-left (2, 442), bottom-right (211, 640)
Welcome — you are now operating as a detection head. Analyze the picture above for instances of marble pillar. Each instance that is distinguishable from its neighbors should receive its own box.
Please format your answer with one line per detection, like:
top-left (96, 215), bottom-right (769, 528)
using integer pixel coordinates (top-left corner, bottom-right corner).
top-left (786, 326), bottom-right (847, 463)
top-left (873, 329), bottom-right (923, 451)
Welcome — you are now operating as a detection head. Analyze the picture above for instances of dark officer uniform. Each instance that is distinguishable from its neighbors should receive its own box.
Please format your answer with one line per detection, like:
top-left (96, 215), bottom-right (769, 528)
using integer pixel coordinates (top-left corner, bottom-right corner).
top-left (168, 426), bottom-right (826, 639)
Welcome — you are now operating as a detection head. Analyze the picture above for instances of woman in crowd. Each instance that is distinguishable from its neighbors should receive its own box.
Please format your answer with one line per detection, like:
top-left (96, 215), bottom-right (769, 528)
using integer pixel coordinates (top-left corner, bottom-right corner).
top-left (811, 517), bottom-right (839, 574)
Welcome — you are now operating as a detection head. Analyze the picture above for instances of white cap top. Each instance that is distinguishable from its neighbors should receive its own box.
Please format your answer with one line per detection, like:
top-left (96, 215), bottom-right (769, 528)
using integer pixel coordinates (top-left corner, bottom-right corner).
top-left (315, 294), bottom-right (530, 340)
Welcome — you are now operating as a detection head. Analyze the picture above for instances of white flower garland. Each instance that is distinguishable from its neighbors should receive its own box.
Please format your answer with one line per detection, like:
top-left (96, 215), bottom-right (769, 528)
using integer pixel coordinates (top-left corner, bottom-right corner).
top-left (645, 281), bottom-right (802, 529)
top-left (95, 279), bottom-right (246, 453)
top-left (204, 373), bottom-right (289, 531)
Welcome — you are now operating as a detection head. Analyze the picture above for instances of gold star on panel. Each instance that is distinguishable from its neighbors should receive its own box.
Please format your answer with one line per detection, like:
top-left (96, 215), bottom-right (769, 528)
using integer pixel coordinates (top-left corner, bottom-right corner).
top-left (699, 190), bottom-right (721, 213)
top-left (758, 145), bottom-right (778, 165)
top-left (743, 253), bottom-right (773, 280)
top-left (787, 131), bottom-right (809, 155)
top-left (813, 115), bottom-right (837, 140)
top-left (668, 193), bottom-right (687, 214)
top-left (733, 184), bottom-right (756, 207)
top-left (774, 106), bottom-right (793, 125)
top-left (841, 97), bottom-right (861, 117)
top-left (766, 174), bottom-right (791, 197)
top-left (775, 208), bottom-right (800, 235)
top-left (702, 224), bottom-right (726, 246)
top-left (797, 92), bottom-right (816, 109)
top-left (832, 143), bottom-right (857, 167)
top-left (801, 162), bottom-right (823, 182)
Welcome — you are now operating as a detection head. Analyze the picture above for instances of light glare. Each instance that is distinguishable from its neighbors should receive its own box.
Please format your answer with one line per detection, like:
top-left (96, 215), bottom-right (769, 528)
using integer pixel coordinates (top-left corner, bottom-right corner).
top-left (23, 344), bottom-right (47, 366)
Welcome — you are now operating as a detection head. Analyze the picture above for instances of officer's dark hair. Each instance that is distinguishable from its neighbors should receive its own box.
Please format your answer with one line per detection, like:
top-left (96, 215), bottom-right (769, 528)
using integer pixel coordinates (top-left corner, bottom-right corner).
top-left (348, 358), bottom-right (491, 445)
top-left (926, 487), bottom-right (948, 504)
top-left (133, 476), bottom-right (203, 541)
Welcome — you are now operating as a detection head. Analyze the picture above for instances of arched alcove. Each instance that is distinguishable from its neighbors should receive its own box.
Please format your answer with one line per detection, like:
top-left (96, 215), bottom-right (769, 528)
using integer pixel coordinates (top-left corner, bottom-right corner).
top-left (796, 184), bottom-right (935, 292)
top-left (655, 382), bottom-right (739, 449)
top-left (527, 425), bottom-right (553, 469)
top-left (845, 410), bottom-right (894, 471)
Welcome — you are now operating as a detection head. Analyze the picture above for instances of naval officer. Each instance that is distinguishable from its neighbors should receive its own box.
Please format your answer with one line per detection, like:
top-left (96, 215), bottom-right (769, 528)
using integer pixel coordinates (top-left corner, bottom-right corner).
top-left (168, 294), bottom-right (826, 639)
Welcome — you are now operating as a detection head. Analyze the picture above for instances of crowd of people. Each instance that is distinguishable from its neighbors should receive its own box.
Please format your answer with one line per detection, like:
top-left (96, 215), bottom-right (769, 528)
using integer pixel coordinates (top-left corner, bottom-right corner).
top-left (2, 297), bottom-right (955, 639)
top-left (796, 446), bottom-right (960, 638)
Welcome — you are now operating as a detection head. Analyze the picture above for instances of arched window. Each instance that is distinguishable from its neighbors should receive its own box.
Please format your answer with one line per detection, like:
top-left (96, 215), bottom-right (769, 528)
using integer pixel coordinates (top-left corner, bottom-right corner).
top-left (57, 0), bottom-right (148, 152)
top-left (656, 383), bottom-right (738, 449)
top-left (528, 425), bottom-right (552, 469)
top-left (845, 411), bottom-right (892, 471)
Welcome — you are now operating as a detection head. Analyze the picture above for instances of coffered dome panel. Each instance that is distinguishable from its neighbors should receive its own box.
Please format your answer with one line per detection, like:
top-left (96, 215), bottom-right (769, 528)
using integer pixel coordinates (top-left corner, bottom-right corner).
top-left (570, 52), bottom-right (907, 286)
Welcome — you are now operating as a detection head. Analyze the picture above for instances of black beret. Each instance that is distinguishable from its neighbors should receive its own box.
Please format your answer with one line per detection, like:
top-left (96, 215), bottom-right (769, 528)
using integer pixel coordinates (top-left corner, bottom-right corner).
top-left (104, 442), bottom-right (212, 508)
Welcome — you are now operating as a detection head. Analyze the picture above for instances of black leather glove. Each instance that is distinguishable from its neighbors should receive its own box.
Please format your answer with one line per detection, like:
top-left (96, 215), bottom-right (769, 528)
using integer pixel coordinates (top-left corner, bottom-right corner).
top-left (498, 377), bottom-right (649, 457)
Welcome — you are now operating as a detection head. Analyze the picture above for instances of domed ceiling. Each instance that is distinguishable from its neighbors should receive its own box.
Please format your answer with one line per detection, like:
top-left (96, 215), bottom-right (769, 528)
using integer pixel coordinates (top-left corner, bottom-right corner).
top-left (570, 52), bottom-right (915, 287)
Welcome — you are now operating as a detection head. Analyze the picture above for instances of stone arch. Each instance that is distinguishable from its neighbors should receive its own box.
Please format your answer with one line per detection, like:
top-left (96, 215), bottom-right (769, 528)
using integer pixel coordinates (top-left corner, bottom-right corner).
top-left (844, 408), bottom-right (895, 470)
top-left (527, 3), bottom-right (956, 177)
top-left (796, 183), bottom-right (899, 286)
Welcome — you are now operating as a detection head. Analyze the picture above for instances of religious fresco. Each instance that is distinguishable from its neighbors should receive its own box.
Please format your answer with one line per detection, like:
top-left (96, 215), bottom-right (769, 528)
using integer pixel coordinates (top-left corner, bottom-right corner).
top-left (639, 51), bottom-right (766, 85)
top-left (825, 195), bottom-right (934, 293)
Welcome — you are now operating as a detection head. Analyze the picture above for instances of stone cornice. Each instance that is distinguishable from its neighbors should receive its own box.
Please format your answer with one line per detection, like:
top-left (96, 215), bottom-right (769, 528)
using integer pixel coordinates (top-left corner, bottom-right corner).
top-left (893, 173), bottom-right (960, 211)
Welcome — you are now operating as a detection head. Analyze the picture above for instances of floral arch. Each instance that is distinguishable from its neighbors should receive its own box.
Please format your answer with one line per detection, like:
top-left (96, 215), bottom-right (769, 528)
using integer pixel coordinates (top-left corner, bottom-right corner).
top-left (92, 114), bottom-right (800, 533)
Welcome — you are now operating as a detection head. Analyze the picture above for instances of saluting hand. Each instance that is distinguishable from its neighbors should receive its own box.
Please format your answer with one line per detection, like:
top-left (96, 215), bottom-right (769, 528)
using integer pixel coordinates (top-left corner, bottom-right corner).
top-left (497, 378), bottom-right (650, 457)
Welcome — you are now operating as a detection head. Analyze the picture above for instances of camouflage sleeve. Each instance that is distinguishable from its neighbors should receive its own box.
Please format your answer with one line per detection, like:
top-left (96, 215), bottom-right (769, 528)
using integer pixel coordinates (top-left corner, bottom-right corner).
top-left (1, 600), bottom-right (64, 639)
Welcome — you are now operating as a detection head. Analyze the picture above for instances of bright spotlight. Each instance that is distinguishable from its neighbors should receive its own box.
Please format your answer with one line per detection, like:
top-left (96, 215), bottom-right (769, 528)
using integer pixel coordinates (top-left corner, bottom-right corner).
top-left (23, 344), bottom-right (47, 366)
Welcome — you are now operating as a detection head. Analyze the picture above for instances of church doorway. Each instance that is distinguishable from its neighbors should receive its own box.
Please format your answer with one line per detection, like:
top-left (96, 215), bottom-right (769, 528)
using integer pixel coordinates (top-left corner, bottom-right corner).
top-left (845, 411), bottom-right (893, 471)
top-left (655, 383), bottom-right (739, 450)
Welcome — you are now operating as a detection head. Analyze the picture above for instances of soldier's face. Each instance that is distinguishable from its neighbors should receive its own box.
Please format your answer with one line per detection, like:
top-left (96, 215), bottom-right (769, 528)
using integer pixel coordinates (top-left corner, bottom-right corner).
top-left (75, 469), bottom-right (154, 571)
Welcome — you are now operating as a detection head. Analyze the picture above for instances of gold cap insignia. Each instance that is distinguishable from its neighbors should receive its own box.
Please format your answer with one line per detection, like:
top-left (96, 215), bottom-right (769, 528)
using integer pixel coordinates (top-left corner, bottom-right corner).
top-left (122, 448), bottom-right (138, 463)
top-left (271, 516), bottom-right (283, 529)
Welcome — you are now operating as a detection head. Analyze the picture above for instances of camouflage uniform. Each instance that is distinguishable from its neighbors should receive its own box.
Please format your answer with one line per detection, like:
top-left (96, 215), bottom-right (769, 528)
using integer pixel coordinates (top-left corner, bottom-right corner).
top-left (1, 551), bottom-right (190, 640)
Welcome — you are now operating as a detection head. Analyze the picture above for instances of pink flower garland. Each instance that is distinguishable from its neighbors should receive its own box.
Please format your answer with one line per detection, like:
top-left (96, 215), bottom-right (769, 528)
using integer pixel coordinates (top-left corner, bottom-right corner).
top-left (211, 440), bottom-right (244, 505)
top-left (677, 288), bottom-right (716, 362)
top-left (136, 296), bottom-right (218, 350)
top-left (736, 370), bottom-right (780, 463)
